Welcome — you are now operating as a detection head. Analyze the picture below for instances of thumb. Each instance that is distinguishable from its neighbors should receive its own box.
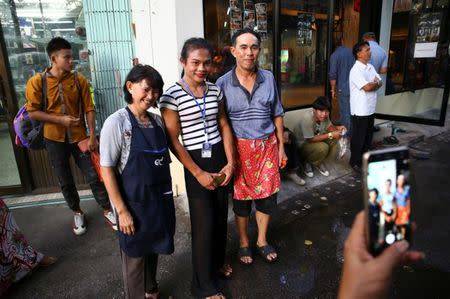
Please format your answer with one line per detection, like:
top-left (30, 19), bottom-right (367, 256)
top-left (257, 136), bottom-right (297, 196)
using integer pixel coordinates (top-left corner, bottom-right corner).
top-left (377, 240), bottom-right (409, 272)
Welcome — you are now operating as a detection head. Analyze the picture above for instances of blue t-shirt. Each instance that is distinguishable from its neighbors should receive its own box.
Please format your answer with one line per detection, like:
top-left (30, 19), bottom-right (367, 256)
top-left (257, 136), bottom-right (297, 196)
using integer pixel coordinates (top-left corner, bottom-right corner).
top-left (216, 67), bottom-right (284, 139)
top-left (395, 186), bottom-right (410, 207)
top-left (329, 46), bottom-right (355, 96)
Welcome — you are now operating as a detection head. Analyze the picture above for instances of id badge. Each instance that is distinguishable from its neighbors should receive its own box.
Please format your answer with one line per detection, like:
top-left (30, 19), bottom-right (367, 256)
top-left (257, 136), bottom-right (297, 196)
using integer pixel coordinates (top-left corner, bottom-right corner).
top-left (201, 142), bottom-right (212, 158)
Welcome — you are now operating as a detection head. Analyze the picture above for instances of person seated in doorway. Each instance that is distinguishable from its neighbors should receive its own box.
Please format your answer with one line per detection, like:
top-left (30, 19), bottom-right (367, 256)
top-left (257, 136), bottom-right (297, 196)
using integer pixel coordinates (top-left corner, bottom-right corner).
top-left (282, 127), bottom-right (306, 186)
top-left (293, 96), bottom-right (346, 178)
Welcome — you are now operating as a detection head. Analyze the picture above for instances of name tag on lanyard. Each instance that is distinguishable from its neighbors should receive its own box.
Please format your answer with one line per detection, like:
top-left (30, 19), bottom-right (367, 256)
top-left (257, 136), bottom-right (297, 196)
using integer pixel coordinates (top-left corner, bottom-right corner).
top-left (181, 79), bottom-right (212, 158)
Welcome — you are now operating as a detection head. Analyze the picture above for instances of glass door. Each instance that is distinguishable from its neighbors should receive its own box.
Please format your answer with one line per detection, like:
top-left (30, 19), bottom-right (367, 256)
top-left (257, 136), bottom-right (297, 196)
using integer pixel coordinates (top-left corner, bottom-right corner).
top-left (203, 0), bottom-right (274, 82)
top-left (279, 0), bottom-right (331, 109)
top-left (376, 0), bottom-right (450, 125)
top-left (0, 80), bottom-right (21, 189)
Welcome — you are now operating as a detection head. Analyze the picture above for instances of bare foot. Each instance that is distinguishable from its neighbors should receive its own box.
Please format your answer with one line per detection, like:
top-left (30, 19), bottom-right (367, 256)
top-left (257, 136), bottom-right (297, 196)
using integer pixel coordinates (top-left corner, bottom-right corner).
top-left (206, 293), bottom-right (226, 299)
top-left (144, 292), bottom-right (159, 299)
top-left (218, 264), bottom-right (233, 278)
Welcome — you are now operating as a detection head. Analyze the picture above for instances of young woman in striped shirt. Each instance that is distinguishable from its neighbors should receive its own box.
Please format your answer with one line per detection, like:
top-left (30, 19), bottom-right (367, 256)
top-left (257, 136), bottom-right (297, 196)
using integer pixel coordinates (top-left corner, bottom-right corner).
top-left (159, 38), bottom-right (234, 299)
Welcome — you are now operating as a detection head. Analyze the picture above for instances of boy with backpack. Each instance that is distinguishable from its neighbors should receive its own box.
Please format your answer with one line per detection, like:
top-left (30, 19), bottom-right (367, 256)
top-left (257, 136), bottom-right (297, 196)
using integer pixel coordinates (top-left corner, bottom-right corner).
top-left (25, 37), bottom-right (116, 235)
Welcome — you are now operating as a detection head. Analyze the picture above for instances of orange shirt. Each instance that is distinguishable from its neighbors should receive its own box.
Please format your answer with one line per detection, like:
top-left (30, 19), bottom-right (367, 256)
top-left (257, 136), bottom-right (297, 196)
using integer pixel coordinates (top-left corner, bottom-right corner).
top-left (25, 70), bottom-right (95, 143)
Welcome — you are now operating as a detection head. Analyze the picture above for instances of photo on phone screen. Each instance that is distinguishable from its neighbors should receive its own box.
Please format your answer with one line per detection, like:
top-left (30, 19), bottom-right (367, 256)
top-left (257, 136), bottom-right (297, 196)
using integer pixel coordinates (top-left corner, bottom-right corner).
top-left (364, 147), bottom-right (411, 255)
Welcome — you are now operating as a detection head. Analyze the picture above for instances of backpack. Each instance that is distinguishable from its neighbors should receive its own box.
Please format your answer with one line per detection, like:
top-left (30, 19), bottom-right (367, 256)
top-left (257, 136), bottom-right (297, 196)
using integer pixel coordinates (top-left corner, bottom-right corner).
top-left (13, 71), bottom-right (81, 149)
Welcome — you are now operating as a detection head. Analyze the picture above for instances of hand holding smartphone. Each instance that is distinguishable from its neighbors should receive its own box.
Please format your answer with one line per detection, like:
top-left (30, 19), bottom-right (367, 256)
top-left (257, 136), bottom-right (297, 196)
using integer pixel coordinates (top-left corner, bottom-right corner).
top-left (362, 146), bottom-right (412, 255)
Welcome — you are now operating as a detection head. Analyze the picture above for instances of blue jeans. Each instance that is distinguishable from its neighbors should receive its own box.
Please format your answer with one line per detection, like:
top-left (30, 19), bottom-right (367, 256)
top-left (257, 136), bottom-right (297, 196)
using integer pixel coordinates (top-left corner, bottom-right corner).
top-left (338, 92), bottom-right (351, 137)
top-left (44, 138), bottom-right (110, 211)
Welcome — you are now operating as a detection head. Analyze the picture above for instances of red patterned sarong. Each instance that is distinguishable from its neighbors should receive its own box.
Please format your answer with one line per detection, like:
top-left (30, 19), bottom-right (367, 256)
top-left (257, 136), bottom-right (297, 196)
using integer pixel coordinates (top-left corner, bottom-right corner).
top-left (233, 133), bottom-right (281, 200)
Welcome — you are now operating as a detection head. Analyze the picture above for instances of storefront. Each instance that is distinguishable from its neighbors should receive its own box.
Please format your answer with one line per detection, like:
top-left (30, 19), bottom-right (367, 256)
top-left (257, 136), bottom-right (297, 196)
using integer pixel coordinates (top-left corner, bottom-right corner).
top-left (0, 0), bottom-right (134, 195)
top-left (203, 0), bottom-right (361, 110)
top-left (0, 0), bottom-right (448, 196)
top-left (203, 0), bottom-right (449, 124)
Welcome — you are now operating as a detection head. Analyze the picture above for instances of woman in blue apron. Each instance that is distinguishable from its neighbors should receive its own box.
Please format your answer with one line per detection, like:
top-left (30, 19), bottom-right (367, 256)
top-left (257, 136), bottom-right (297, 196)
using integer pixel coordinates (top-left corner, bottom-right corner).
top-left (100, 65), bottom-right (175, 299)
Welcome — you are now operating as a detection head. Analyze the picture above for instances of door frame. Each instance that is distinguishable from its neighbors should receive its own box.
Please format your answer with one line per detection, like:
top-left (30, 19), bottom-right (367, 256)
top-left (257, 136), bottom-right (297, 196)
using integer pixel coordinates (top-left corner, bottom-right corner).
top-left (0, 21), bottom-right (33, 195)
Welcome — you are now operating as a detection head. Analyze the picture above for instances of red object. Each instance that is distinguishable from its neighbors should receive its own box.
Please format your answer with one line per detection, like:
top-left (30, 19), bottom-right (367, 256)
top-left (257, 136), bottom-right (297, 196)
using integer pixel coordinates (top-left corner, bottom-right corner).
top-left (78, 137), bottom-right (103, 182)
top-left (354, 0), bottom-right (361, 12)
top-left (90, 151), bottom-right (103, 182)
top-left (233, 133), bottom-right (281, 200)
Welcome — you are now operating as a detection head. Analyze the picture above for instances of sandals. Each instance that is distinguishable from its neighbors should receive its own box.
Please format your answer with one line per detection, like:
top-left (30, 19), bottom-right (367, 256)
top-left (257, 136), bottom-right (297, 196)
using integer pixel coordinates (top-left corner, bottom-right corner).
top-left (238, 247), bottom-right (253, 265)
top-left (39, 255), bottom-right (58, 267)
top-left (383, 135), bottom-right (399, 146)
top-left (257, 244), bottom-right (278, 263)
top-left (218, 264), bottom-right (233, 279)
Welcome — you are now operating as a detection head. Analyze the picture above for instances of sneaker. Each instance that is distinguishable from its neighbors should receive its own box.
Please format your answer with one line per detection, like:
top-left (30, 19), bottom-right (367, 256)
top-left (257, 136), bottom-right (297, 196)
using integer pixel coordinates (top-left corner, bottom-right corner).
top-left (73, 212), bottom-right (86, 235)
top-left (104, 210), bottom-right (118, 231)
top-left (304, 162), bottom-right (314, 178)
top-left (315, 163), bottom-right (330, 177)
top-left (352, 164), bottom-right (362, 175)
top-left (287, 172), bottom-right (306, 185)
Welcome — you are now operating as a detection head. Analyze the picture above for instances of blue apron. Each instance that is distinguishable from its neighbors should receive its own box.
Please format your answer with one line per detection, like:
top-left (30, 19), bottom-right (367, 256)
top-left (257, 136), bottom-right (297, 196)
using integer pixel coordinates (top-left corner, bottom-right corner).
top-left (117, 107), bottom-right (175, 257)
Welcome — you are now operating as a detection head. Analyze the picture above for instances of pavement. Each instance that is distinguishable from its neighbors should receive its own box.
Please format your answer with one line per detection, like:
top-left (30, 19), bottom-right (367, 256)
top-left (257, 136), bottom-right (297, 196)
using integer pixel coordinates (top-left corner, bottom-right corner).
top-left (4, 108), bottom-right (450, 298)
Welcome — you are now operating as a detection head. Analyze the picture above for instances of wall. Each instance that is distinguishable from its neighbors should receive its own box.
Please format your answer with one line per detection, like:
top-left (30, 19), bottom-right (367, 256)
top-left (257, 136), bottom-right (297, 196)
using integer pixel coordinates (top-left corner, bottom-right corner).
top-left (131, 0), bottom-right (204, 195)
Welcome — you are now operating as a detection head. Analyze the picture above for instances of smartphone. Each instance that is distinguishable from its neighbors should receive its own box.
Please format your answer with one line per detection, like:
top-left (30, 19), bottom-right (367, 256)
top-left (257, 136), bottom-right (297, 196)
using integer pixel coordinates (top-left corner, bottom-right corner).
top-left (362, 146), bottom-right (412, 255)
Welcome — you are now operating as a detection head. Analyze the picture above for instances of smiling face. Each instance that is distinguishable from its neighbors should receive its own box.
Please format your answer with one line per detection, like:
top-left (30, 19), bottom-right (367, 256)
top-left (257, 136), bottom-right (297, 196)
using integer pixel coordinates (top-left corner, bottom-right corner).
top-left (231, 32), bottom-right (260, 71)
top-left (51, 48), bottom-right (73, 72)
top-left (181, 48), bottom-right (211, 85)
top-left (127, 79), bottom-right (159, 111)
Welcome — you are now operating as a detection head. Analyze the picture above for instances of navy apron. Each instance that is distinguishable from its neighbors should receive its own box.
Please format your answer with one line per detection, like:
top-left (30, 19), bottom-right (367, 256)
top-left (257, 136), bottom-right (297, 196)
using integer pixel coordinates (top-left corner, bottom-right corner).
top-left (117, 107), bottom-right (175, 257)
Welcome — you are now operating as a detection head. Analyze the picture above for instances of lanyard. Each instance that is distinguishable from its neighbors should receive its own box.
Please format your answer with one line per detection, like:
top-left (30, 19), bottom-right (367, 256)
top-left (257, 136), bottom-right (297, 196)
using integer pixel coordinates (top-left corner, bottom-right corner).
top-left (181, 79), bottom-right (209, 142)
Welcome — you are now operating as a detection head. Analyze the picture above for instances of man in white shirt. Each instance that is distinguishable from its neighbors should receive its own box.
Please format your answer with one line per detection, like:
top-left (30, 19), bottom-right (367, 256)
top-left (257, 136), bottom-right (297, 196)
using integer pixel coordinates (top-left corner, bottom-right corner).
top-left (349, 41), bottom-right (382, 172)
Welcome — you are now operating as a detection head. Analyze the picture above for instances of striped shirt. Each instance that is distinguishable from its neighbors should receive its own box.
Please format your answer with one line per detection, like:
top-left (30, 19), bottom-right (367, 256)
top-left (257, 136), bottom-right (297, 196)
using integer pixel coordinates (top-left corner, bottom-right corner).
top-left (159, 81), bottom-right (223, 151)
top-left (216, 67), bottom-right (284, 139)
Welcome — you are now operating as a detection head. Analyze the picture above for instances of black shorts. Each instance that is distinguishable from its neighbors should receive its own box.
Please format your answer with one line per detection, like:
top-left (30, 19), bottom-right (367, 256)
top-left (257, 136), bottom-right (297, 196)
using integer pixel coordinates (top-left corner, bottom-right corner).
top-left (233, 193), bottom-right (277, 217)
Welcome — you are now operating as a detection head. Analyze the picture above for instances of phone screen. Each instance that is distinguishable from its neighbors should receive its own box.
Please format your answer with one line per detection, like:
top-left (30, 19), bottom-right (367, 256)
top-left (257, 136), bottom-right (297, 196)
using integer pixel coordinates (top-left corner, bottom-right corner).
top-left (365, 147), bottom-right (411, 255)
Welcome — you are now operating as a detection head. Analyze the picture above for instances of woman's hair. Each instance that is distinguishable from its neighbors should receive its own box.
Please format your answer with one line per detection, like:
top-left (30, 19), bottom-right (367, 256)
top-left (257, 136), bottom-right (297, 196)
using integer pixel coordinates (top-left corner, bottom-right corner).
top-left (123, 64), bottom-right (164, 104)
top-left (180, 37), bottom-right (213, 62)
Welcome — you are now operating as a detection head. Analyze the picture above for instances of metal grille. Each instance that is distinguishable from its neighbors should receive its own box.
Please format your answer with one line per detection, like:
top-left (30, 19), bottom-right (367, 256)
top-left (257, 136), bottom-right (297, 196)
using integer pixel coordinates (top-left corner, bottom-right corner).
top-left (83, 0), bottom-right (135, 128)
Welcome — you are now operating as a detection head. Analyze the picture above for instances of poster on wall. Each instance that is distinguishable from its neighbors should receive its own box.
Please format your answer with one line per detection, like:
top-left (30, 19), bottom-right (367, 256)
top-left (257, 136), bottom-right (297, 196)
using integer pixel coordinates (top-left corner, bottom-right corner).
top-left (243, 0), bottom-right (254, 10)
top-left (230, 1), bottom-right (242, 39)
top-left (229, 0), bottom-right (239, 9)
top-left (297, 13), bottom-right (314, 46)
top-left (243, 10), bottom-right (256, 29)
top-left (414, 12), bottom-right (441, 58)
top-left (436, 0), bottom-right (449, 7)
top-left (255, 3), bottom-right (268, 40)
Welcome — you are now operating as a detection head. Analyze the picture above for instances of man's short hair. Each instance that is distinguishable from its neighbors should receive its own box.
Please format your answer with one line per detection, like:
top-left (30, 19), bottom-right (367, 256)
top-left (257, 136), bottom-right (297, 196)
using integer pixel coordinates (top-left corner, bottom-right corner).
top-left (352, 41), bottom-right (369, 60)
top-left (231, 28), bottom-right (261, 47)
top-left (46, 37), bottom-right (71, 58)
top-left (312, 96), bottom-right (331, 111)
top-left (362, 32), bottom-right (376, 40)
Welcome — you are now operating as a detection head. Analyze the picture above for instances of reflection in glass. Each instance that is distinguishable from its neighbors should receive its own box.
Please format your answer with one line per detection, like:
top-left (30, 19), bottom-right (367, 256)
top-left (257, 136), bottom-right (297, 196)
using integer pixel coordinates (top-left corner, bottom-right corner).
top-left (280, 1), bottom-right (329, 109)
top-left (0, 0), bottom-right (89, 106)
top-left (204, 0), bottom-right (273, 82)
top-left (380, 0), bottom-right (449, 121)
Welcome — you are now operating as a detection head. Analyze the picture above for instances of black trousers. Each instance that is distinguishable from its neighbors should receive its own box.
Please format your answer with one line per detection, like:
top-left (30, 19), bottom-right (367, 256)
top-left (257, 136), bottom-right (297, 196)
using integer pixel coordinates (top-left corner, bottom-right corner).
top-left (44, 138), bottom-right (110, 211)
top-left (350, 114), bottom-right (374, 167)
top-left (184, 142), bottom-right (229, 298)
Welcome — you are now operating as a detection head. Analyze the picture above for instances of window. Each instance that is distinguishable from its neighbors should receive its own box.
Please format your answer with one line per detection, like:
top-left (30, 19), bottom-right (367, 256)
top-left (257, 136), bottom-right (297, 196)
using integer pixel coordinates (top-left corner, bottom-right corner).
top-left (203, 0), bottom-right (274, 82)
top-left (0, 0), bottom-right (89, 106)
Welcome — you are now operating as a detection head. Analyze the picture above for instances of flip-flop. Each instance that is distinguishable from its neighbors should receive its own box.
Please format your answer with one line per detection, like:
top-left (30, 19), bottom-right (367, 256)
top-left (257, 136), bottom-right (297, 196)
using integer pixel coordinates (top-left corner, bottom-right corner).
top-left (257, 244), bottom-right (278, 263)
top-left (39, 255), bottom-right (58, 267)
top-left (238, 247), bottom-right (253, 265)
top-left (383, 135), bottom-right (399, 145)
